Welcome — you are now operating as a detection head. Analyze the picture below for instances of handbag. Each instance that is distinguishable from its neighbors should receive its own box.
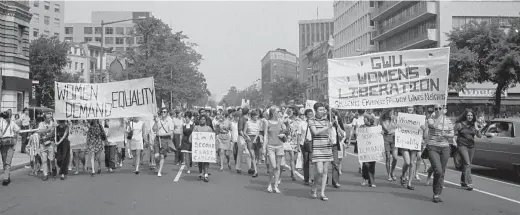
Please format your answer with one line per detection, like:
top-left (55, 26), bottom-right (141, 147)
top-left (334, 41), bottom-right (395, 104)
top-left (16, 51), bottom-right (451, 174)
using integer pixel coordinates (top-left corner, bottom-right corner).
top-left (127, 122), bottom-right (134, 140)
top-left (302, 125), bottom-right (313, 153)
top-left (99, 123), bottom-right (107, 141)
top-left (420, 147), bottom-right (429, 159)
top-left (0, 121), bottom-right (13, 147)
top-left (449, 144), bottom-right (457, 158)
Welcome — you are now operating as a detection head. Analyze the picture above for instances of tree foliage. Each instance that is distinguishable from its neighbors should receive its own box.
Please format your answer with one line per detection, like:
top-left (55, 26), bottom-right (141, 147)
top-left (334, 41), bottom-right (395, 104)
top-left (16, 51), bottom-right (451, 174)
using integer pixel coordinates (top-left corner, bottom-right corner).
top-left (116, 17), bottom-right (210, 108)
top-left (220, 85), bottom-right (262, 108)
top-left (447, 17), bottom-right (520, 114)
top-left (29, 35), bottom-right (69, 108)
top-left (270, 76), bottom-right (306, 106)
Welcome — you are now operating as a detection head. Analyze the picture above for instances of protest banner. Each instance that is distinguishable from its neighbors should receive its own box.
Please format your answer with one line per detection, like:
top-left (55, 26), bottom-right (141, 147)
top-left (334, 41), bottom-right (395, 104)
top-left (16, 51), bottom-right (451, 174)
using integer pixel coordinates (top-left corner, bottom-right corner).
top-left (54, 77), bottom-right (157, 120)
top-left (328, 47), bottom-right (450, 109)
top-left (192, 132), bottom-right (216, 163)
top-left (395, 113), bottom-right (425, 151)
top-left (69, 123), bottom-right (88, 150)
top-left (356, 125), bottom-right (385, 163)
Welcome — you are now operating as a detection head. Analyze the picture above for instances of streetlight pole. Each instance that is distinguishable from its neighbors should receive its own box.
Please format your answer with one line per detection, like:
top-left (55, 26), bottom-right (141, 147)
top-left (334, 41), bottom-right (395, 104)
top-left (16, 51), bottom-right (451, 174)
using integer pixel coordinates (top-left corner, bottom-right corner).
top-left (96, 16), bottom-right (146, 83)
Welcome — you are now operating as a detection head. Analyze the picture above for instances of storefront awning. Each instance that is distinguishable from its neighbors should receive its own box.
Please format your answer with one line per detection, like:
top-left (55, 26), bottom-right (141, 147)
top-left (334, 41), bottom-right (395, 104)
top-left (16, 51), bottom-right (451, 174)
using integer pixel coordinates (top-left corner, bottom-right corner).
top-left (447, 98), bottom-right (520, 105)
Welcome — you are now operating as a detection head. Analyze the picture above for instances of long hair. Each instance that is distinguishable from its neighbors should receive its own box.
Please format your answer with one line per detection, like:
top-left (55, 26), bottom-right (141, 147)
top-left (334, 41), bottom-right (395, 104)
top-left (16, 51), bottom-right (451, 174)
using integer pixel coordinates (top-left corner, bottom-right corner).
top-left (456, 110), bottom-right (476, 125)
top-left (380, 109), bottom-right (393, 121)
top-left (364, 114), bottom-right (376, 126)
top-left (268, 106), bottom-right (278, 120)
top-left (198, 114), bottom-right (214, 131)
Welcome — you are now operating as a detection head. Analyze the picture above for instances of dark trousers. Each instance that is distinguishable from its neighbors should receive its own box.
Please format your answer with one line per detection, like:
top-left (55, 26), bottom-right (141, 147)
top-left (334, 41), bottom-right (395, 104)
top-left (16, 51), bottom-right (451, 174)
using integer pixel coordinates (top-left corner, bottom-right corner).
top-left (458, 145), bottom-right (475, 185)
top-left (104, 145), bottom-right (117, 169)
top-left (300, 145), bottom-right (311, 182)
top-left (362, 162), bottom-right (376, 185)
top-left (56, 142), bottom-right (70, 175)
top-left (331, 146), bottom-right (341, 185)
top-left (427, 145), bottom-right (450, 195)
top-left (20, 126), bottom-right (29, 153)
top-left (173, 134), bottom-right (183, 163)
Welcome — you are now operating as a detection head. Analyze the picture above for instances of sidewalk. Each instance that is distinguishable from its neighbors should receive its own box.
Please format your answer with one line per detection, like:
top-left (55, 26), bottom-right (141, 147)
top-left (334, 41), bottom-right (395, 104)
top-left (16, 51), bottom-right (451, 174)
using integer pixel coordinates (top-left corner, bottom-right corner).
top-left (0, 142), bottom-right (30, 174)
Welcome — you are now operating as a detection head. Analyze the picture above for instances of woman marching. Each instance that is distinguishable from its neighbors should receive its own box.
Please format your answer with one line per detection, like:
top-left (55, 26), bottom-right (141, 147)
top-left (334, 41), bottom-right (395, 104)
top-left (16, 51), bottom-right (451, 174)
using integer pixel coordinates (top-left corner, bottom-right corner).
top-left (190, 114), bottom-right (214, 182)
top-left (380, 109), bottom-right (398, 181)
top-left (454, 109), bottom-right (481, 191)
top-left (283, 108), bottom-right (300, 182)
top-left (127, 117), bottom-right (146, 175)
top-left (215, 114), bottom-right (232, 171)
top-left (55, 120), bottom-right (70, 180)
top-left (309, 102), bottom-right (334, 200)
top-left (263, 106), bottom-right (287, 193)
top-left (398, 106), bottom-right (425, 190)
top-left (360, 114), bottom-right (378, 188)
top-left (245, 110), bottom-right (262, 177)
top-left (86, 120), bottom-right (106, 176)
top-left (181, 111), bottom-right (195, 174)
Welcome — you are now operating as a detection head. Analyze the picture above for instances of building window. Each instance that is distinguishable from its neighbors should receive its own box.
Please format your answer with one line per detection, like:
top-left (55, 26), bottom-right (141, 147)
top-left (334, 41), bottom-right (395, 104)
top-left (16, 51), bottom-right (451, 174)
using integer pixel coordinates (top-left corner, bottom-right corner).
top-left (105, 27), bottom-right (113, 35)
top-left (65, 37), bottom-right (73, 42)
top-left (126, 47), bottom-right (134, 51)
top-left (34, 1), bottom-right (39, 7)
top-left (83, 27), bottom-right (92, 34)
top-left (116, 27), bottom-right (124, 34)
top-left (44, 16), bottom-right (50, 25)
top-left (95, 37), bottom-right (102, 43)
top-left (84, 37), bottom-right (92, 42)
top-left (44, 1), bottom-right (50, 10)
top-left (105, 37), bottom-right (114, 44)
top-left (33, 28), bottom-right (39, 37)
top-left (94, 27), bottom-right (102, 34)
top-left (126, 37), bottom-right (134, 45)
top-left (369, 1), bottom-right (374, 7)
top-left (75, 62), bottom-right (78, 70)
top-left (54, 4), bottom-right (60, 12)
top-left (81, 63), bottom-right (84, 69)
top-left (115, 47), bottom-right (125, 53)
top-left (54, 18), bottom-right (60, 27)
top-left (32, 13), bottom-right (39, 23)
top-left (116, 37), bottom-right (125, 44)
top-left (17, 25), bottom-right (24, 54)
top-left (44, 30), bottom-right (49, 36)
top-left (126, 27), bottom-right (134, 35)
top-left (65, 27), bottom-right (73, 34)
top-left (54, 33), bottom-right (59, 37)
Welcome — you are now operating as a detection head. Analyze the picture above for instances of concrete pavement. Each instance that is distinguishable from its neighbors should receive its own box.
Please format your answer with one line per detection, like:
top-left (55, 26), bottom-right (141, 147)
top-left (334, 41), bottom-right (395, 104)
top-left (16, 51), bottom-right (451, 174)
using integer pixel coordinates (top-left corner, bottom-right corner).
top-left (0, 148), bottom-right (519, 215)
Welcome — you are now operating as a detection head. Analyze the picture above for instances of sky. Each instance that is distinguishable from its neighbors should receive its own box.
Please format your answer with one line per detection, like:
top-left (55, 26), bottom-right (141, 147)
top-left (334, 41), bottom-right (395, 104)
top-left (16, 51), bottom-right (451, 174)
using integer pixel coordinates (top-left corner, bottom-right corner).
top-left (64, 1), bottom-right (333, 101)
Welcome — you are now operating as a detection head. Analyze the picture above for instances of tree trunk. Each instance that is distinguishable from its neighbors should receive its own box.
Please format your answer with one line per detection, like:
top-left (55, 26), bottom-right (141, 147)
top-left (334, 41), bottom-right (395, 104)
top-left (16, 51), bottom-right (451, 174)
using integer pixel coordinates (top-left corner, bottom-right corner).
top-left (493, 84), bottom-right (505, 117)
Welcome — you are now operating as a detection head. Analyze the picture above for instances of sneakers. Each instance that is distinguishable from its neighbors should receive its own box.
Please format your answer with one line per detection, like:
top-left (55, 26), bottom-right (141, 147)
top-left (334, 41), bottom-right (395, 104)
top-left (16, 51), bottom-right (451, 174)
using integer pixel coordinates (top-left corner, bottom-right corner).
top-left (157, 172), bottom-right (162, 177)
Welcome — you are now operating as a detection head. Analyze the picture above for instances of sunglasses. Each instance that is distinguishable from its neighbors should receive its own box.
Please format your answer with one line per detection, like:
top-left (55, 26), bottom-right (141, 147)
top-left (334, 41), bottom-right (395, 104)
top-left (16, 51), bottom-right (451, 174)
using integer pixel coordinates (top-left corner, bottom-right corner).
top-left (161, 111), bottom-right (168, 113)
top-left (435, 108), bottom-right (442, 110)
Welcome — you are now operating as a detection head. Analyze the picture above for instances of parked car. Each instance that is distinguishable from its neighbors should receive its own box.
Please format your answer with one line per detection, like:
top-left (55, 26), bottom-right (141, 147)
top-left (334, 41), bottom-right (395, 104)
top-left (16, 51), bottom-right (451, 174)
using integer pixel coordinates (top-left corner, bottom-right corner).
top-left (453, 118), bottom-right (520, 180)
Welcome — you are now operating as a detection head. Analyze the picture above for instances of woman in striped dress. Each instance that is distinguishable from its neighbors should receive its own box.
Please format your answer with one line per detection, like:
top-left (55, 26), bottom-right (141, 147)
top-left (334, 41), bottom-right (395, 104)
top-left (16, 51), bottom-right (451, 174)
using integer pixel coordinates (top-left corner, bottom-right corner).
top-left (308, 102), bottom-right (333, 201)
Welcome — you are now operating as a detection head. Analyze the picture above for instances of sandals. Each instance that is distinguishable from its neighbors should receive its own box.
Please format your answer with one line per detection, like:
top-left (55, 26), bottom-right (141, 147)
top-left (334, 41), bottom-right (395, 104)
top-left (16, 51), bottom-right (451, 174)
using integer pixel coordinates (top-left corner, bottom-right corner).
top-left (311, 190), bottom-right (317, 199)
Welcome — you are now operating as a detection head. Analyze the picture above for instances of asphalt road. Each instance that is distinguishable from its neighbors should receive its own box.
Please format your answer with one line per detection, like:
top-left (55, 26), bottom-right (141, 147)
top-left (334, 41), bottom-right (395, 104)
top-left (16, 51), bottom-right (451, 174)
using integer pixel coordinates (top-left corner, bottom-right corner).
top-left (1, 148), bottom-right (519, 215)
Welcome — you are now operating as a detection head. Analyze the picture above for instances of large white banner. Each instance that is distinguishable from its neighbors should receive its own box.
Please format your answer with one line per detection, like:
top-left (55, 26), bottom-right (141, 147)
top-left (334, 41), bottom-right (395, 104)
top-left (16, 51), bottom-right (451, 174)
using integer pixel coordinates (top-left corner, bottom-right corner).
top-left (395, 113), bottom-right (425, 151)
top-left (54, 77), bottom-right (157, 120)
top-left (356, 125), bottom-right (385, 163)
top-left (328, 47), bottom-right (450, 109)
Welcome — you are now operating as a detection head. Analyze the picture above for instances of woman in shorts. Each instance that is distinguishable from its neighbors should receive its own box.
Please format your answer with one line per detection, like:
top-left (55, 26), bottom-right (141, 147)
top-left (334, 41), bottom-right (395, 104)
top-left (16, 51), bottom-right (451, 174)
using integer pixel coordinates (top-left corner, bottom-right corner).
top-left (263, 106), bottom-right (287, 193)
top-left (381, 109), bottom-right (398, 181)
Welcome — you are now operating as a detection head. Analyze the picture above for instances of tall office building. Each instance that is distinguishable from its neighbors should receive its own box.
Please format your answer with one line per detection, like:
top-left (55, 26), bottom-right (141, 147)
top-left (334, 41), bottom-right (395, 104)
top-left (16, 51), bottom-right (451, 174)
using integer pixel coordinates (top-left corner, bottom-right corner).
top-left (0, 1), bottom-right (32, 111)
top-left (298, 19), bottom-right (333, 84)
top-left (333, 0), bottom-right (377, 58)
top-left (29, 0), bottom-right (65, 41)
top-left (299, 19), bottom-right (334, 53)
top-left (261, 48), bottom-right (298, 104)
top-left (372, 1), bottom-right (520, 51)
top-left (64, 11), bottom-right (151, 54)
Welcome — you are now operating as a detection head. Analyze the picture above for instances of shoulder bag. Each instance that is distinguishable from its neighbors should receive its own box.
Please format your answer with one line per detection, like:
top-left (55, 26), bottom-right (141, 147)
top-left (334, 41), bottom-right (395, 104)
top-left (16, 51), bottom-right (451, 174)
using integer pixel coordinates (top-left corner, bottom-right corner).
top-left (302, 122), bottom-right (313, 153)
top-left (127, 122), bottom-right (134, 140)
top-left (0, 121), bottom-right (13, 147)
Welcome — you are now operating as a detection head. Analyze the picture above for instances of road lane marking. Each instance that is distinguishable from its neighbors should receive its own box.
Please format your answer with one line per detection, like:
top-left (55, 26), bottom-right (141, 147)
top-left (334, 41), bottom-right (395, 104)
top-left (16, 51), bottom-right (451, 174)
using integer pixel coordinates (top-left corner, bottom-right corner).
top-left (345, 152), bottom-right (520, 205)
top-left (284, 164), bottom-right (304, 180)
top-left (173, 164), bottom-right (185, 182)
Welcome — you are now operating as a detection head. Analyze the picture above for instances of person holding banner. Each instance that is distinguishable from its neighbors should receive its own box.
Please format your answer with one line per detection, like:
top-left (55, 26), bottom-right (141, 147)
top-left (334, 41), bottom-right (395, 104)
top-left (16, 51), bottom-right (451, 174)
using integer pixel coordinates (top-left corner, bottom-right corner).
top-left (190, 115), bottom-right (214, 182)
top-left (308, 102), bottom-right (333, 201)
top-left (38, 114), bottom-right (56, 181)
top-left (398, 106), bottom-right (425, 190)
top-left (262, 106), bottom-right (287, 194)
top-left (55, 120), bottom-right (70, 180)
top-left (425, 104), bottom-right (455, 203)
top-left (153, 108), bottom-right (174, 177)
top-left (381, 109), bottom-right (398, 181)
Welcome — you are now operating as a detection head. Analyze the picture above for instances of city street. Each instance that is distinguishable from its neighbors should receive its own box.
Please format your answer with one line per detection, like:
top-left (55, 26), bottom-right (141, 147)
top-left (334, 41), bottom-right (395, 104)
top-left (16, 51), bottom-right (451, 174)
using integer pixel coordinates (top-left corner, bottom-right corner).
top-left (1, 148), bottom-right (519, 215)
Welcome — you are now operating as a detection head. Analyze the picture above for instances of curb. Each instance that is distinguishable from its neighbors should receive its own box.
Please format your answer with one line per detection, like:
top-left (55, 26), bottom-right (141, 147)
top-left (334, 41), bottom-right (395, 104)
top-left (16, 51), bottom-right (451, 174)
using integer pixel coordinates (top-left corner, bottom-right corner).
top-left (0, 161), bottom-right (30, 175)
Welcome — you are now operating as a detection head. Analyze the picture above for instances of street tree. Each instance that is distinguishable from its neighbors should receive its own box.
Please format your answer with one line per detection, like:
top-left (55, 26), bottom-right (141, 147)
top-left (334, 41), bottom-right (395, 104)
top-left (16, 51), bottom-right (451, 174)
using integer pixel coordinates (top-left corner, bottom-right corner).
top-left (29, 35), bottom-right (69, 108)
top-left (270, 76), bottom-right (306, 106)
top-left (220, 86), bottom-right (240, 107)
top-left (120, 17), bottom-right (210, 108)
top-left (447, 17), bottom-right (520, 115)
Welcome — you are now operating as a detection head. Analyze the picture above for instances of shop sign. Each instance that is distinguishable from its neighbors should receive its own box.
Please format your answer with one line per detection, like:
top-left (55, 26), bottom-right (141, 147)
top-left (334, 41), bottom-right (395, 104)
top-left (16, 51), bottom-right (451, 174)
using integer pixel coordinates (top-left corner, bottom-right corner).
top-left (458, 88), bottom-right (507, 97)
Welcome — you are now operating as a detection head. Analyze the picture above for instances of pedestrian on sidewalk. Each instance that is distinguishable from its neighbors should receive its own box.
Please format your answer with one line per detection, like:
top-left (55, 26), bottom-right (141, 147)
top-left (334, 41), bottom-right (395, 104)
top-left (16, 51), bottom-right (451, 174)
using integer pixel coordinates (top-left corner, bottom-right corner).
top-left (0, 111), bottom-right (21, 186)
top-left (55, 120), bottom-right (70, 180)
top-left (20, 108), bottom-right (30, 153)
top-left (153, 108), bottom-right (174, 177)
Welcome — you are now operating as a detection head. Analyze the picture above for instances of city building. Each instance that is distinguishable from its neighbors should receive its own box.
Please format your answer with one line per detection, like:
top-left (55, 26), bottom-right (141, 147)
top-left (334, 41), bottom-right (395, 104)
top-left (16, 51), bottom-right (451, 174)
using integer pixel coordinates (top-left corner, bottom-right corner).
top-left (64, 11), bottom-right (151, 54)
top-left (333, 0), bottom-right (377, 58)
top-left (370, 0), bottom-right (520, 116)
top-left (0, 1), bottom-right (32, 112)
top-left (304, 39), bottom-right (333, 102)
top-left (29, 0), bottom-right (64, 41)
top-left (298, 19), bottom-right (333, 83)
top-left (261, 48), bottom-right (298, 104)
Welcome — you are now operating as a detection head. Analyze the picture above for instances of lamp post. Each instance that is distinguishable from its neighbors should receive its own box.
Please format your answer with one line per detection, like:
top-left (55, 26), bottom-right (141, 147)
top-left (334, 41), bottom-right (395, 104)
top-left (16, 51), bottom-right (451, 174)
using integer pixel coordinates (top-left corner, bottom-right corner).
top-left (96, 16), bottom-right (146, 83)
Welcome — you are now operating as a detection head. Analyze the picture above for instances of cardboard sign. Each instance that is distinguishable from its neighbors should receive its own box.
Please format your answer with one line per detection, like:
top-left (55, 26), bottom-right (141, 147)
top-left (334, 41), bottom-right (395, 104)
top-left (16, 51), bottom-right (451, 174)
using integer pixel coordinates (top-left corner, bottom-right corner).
top-left (395, 113), bottom-right (425, 151)
top-left (356, 125), bottom-right (385, 162)
top-left (191, 132), bottom-right (216, 163)
top-left (69, 123), bottom-right (88, 150)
